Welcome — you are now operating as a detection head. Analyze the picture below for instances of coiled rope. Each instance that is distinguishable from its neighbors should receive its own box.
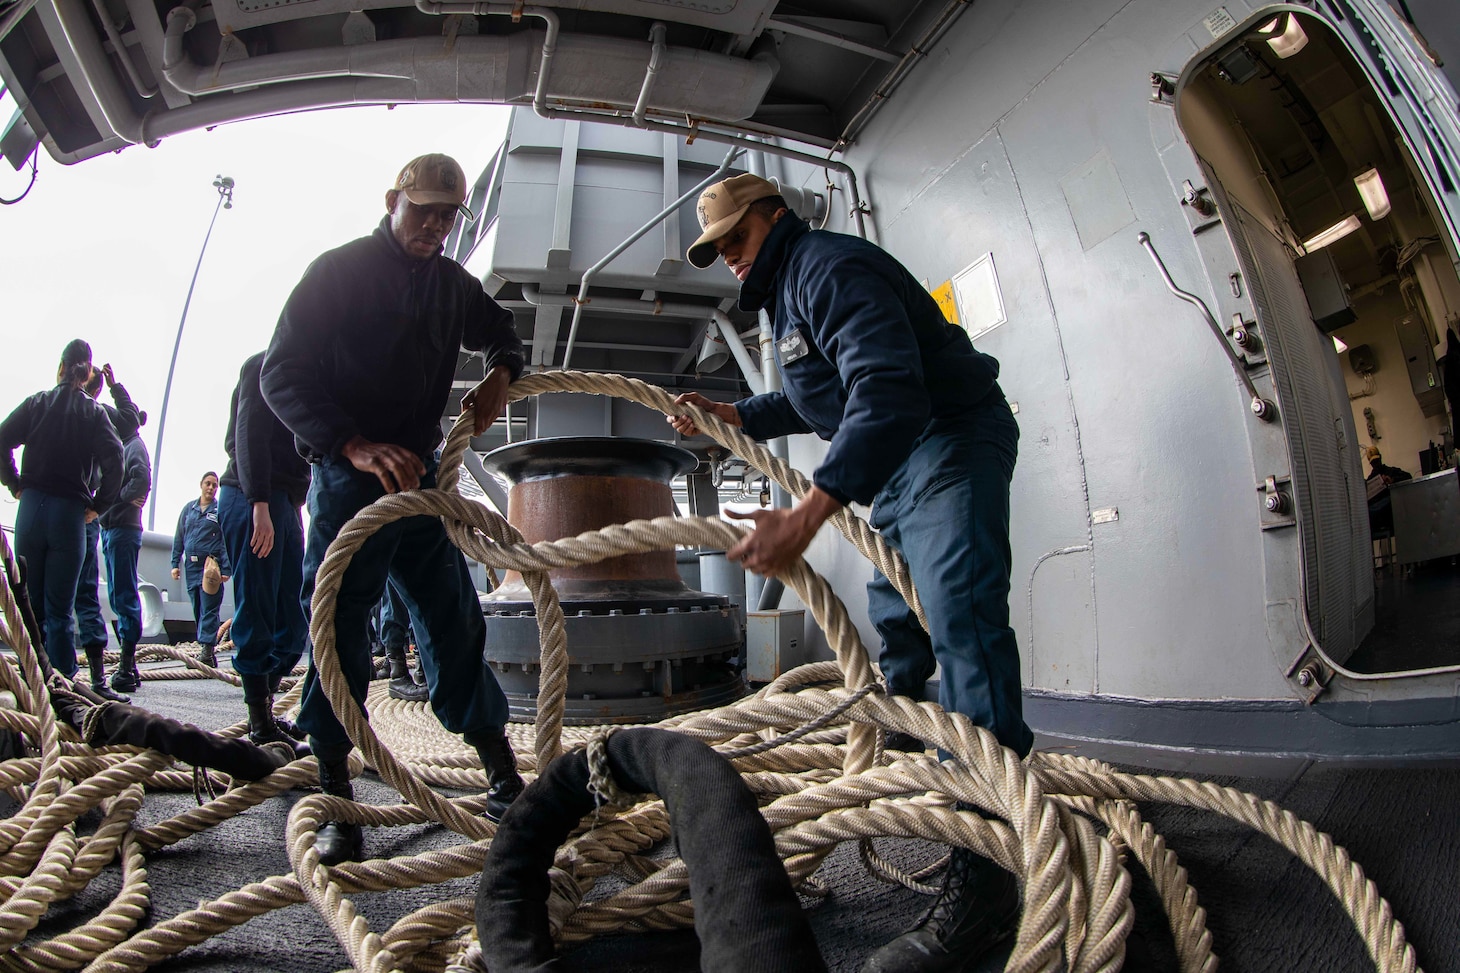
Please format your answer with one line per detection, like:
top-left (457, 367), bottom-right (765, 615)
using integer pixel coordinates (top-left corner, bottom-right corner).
top-left (0, 370), bottom-right (1419, 973)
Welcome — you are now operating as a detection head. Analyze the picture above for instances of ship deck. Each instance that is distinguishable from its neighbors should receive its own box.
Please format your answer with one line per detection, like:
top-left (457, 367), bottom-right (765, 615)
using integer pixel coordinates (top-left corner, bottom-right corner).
top-left (21, 668), bottom-right (1460, 973)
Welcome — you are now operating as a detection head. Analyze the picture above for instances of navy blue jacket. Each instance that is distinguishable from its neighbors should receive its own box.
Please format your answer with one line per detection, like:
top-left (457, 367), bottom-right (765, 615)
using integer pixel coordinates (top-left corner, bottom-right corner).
top-left (98, 433), bottom-right (150, 531)
top-left (261, 217), bottom-right (525, 463)
top-left (0, 384), bottom-right (122, 509)
top-left (734, 215), bottom-right (1000, 505)
top-left (172, 499), bottom-right (230, 576)
top-left (222, 352), bottom-right (311, 508)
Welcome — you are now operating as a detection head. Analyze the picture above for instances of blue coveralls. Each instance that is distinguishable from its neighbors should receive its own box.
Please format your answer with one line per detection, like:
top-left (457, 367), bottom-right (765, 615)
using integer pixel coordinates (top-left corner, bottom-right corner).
top-left (261, 217), bottom-right (525, 764)
top-left (377, 579), bottom-right (412, 654)
top-left (733, 215), bottom-right (1033, 757)
top-left (73, 516), bottom-right (108, 649)
top-left (218, 352), bottom-right (311, 683)
top-left (171, 499), bottom-right (230, 646)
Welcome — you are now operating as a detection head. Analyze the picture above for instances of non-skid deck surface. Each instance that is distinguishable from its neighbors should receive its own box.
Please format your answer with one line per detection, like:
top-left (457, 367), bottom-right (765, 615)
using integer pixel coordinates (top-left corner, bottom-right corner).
top-left (19, 668), bottom-right (1460, 972)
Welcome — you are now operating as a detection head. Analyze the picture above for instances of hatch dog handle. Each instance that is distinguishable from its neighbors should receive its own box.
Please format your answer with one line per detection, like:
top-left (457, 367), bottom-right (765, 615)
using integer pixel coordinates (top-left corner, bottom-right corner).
top-left (1138, 231), bottom-right (1276, 422)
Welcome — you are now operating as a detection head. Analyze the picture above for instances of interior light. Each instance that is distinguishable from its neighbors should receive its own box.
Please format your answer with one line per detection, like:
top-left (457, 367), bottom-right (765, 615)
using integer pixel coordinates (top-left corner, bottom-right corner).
top-left (1333, 335), bottom-right (1349, 353)
top-left (1353, 167), bottom-right (1391, 220)
top-left (1260, 13), bottom-right (1309, 59)
top-left (1302, 215), bottom-right (1361, 252)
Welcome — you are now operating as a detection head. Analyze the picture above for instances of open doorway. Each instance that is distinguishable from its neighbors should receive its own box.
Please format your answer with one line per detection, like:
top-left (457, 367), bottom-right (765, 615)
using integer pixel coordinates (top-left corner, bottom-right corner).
top-left (1179, 9), bottom-right (1460, 674)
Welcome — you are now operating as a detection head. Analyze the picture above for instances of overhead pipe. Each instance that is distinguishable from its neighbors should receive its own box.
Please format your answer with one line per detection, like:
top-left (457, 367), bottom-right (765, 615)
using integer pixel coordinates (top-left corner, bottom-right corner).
top-left (632, 22), bottom-right (667, 128)
top-left (91, 0), bottom-right (157, 99)
top-left (560, 145), bottom-right (743, 370)
top-left (835, 0), bottom-right (975, 151)
top-left (712, 310), bottom-right (765, 395)
top-left (411, 0), bottom-right (870, 240)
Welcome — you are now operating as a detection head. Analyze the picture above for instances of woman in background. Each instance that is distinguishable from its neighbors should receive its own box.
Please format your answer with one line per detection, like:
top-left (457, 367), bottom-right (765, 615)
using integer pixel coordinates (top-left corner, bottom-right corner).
top-left (0, 339), bottom-right (122, 678)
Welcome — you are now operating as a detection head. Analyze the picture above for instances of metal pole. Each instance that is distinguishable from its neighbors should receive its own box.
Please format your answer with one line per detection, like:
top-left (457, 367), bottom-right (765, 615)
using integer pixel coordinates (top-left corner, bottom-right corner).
top-left (148, 175), bottom-right (234, 530)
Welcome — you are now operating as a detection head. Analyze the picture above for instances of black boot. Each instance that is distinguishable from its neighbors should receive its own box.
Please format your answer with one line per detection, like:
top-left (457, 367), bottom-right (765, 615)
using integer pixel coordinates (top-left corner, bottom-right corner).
top-left (266, 673), bottom-right (308, 741)
top-left (84, 644), bottom-right (130, 703)
top-left (859, 845), bottom-right (1021, 973)
top-left (242, 674), bottom-right (311, 760)
top-left (198, 642), bottom-right (218, 668)
top-left (315, 757), bottom-right (364, 866)
top-left (386, 648), bottom-right (428, 702)
top-left (110, 642), bottom-right (141, 694)
top-left (470, 728), bottom-right (524, 823)
top-left (885, 731), bottom-right (926, 753)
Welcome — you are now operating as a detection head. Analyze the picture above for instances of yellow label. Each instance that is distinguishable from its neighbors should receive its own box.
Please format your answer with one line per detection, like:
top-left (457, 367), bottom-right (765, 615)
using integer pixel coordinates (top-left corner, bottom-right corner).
top-left (931, 280), bottom-right (959, 326)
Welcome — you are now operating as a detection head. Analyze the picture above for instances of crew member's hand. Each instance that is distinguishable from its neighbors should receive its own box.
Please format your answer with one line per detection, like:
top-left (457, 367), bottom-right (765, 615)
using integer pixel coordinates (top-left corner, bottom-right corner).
top-left (84, 508), bottom-right (98, 524)
top-left (462, 366), bottom-right (513, 436)
top-left (131, 497), bottom-right (145, 508)
top-left (726, 487), bottom-right (843, 578)
top-left (171, 568), bottom-right (181, 580)
top-left (342, 436), bottom-right (425, 494)
top-left (220, 575), bottom-right (230, 583)
top-left (667, 392), bottom-right (741, 438)
top-left (217, 618), bottom-right (232, 643)
top-left (101, 363), bottom-right (116, 387)
top-left (250, 501), bottom-right (275, 558)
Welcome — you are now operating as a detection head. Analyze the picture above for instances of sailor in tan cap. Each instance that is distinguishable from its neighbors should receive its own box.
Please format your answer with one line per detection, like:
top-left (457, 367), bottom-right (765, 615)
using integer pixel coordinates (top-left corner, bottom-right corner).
top-left (672, 171), bottom-right (1029, 973)
top-left (260, 152), bottom-right (526, 866)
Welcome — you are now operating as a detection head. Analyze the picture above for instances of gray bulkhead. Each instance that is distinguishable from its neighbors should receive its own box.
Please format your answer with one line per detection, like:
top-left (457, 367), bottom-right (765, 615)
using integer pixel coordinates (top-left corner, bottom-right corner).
top-left (761, 0), bottom-right (1460, 762)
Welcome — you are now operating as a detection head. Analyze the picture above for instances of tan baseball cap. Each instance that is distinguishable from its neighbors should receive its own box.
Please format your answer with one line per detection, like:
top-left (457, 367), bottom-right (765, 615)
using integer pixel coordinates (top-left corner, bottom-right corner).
top-left (687, 173), bottom-right (781, 269)
top-left (393, 153), bottom-right (476, 221)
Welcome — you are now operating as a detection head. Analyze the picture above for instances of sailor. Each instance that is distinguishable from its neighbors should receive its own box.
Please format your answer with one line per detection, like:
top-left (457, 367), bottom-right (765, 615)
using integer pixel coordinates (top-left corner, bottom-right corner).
top-left (93, 366), bottom-right (150, 697)
top-left (377, 579), bottom-right (429, 702)
top-left (170, 471), bottom-right (231, 667)
top-left (671, 174), bottom-right (1031, 971)
top-left (74, 363), bottom-right (143, 700)
top-left (261, 152), bottom-right (526, 865)
top-left (217, 351), bottom-right (312, 758)
top-left (0, 339), bottom-right (123, 682)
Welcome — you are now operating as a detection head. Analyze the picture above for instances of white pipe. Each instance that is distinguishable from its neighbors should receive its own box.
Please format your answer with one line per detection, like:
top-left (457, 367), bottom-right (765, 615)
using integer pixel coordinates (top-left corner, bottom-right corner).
top-left (632, 22), bottom-right (667, 128)
top-left (90, 0), bottom-right (157, 98)
top-left (757, 309), bottom-right (791, 509)
top-left (713, 310), bottom-right (765, 395)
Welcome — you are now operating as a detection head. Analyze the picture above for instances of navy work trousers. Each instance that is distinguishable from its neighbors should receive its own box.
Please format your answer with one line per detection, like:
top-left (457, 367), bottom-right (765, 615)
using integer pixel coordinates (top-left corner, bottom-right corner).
top-left (218, 485), bottom-right (308, 680)
top-left (74, 519), bottom-right (108, 649)
top-left (378, 579), bottom-right (411, 653)
top-left (296, 458), bottom-right (507, 763)
top-left (866, 390), bottom-right (1034, 758)
top-left (102, 525), bottom-right (143, 645)
top-left (185, 563), bottom-right (224, 647)
top-left (15, 490), bottom-right (87, 677)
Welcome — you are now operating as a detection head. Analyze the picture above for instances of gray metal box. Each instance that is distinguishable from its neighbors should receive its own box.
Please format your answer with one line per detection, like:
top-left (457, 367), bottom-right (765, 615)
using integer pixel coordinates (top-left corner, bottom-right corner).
top-left (1390, 468), bottom-right (1460, 564)
top-left (746, 609), bottom-right (806, 683)
top-left (1394, 313), bottom-right (1446, 417)
top-left (1295, 249), bottom-right (1356, 333)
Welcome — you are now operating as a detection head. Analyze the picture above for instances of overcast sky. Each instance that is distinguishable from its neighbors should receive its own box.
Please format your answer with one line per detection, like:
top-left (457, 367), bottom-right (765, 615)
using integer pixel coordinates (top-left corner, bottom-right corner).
top-left (0, 100), bottom-right (509, 535)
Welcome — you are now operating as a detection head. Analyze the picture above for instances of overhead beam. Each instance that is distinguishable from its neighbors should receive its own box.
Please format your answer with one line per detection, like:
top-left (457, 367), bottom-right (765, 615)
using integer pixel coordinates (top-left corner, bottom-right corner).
top-left (767, 15), bottom-right (900, 63)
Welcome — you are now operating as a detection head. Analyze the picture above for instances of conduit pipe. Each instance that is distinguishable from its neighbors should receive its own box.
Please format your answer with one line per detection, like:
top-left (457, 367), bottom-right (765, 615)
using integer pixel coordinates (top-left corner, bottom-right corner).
top-left (632, 22), bottom-right (667, 128)
top-left (712, 310), bottom-right (765, 396)
top-left (560, 145), bottom-right (743, 371)
top-left (410, 0), bottom-right (869, 240)
top-left (90, 0), bottom-right (157, 98)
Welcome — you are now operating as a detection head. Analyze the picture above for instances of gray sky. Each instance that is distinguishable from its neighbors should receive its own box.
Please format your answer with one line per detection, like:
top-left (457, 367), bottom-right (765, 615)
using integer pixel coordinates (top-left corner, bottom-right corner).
top-left (0, 100), bottom-right (509, 534)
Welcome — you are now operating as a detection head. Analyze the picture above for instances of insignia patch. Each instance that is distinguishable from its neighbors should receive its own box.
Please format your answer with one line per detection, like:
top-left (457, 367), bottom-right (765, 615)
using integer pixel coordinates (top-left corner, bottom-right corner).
top-left (777, 328), bottom-right (809, 364)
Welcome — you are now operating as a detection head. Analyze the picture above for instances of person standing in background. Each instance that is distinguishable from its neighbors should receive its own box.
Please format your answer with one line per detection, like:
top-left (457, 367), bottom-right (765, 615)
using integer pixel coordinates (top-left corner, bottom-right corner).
top-left (73, 364), bottom-right (141, 700)
top-left (0, 340), bottom-right (122, 679)
top-left (218, 352), bottom-right (312, 758)
top-left (171, 471), bottom-right (230, 667)
top-left (99, 392), bottom-right (152, 696)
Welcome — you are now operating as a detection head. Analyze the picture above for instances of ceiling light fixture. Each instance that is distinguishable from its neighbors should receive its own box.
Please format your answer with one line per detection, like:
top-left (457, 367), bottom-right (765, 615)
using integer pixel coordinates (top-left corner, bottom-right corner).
top-left (1259, 13), bottom-right (1309, 58)
top-left (1353, 167), bottom-right (1391, 220)
top-left (1303, 215), bottom-right (1361, 252)
top-left (1333, 335), bottom-right (1349, 353)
